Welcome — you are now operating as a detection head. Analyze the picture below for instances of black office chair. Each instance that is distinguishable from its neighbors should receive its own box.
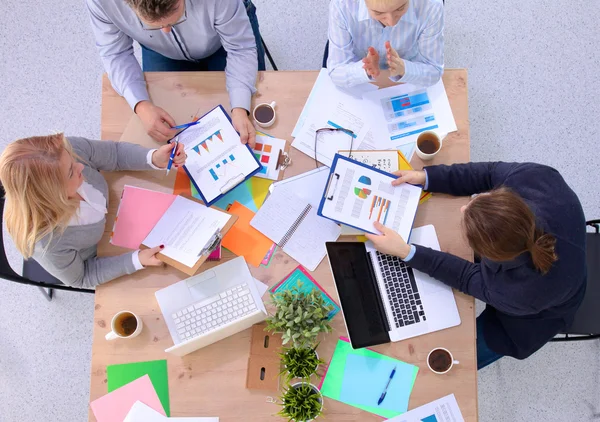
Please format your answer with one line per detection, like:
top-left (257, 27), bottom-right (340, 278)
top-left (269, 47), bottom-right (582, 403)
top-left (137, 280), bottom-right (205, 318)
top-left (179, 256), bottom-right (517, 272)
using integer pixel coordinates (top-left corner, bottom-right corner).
top-left (0, 184), bottom-right (95, 301)
top-left (244, 0), bottom-right (278, 71)
top-left (551, 219), bottom-right (600, 342)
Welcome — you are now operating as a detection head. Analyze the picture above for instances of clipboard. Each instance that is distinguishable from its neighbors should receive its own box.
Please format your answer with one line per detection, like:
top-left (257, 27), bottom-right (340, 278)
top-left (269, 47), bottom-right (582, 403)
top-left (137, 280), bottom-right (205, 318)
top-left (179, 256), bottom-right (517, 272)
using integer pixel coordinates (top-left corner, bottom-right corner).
top-left (317, 154), bottom-right (422, 239)
top-left (254, 131), bottom-right (292, 181)
top-left (175, 105), bottom-right (263, 206)
top-left (141, 195), bottom-right (239, 276)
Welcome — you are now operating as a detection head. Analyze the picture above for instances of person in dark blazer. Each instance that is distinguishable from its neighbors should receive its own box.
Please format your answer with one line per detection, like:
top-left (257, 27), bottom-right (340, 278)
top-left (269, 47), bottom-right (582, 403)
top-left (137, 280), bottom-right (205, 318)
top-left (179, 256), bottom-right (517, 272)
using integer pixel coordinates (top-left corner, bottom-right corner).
top-left (366, 162), bottom-right (587, 369)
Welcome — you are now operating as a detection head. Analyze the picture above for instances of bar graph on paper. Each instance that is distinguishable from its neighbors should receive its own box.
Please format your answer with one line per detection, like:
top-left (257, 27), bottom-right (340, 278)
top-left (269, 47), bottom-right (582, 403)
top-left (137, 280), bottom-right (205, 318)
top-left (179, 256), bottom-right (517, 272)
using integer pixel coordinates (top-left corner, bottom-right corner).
top-left (380, 90), bottom-right (439, 141)
top-left (208, 153), bottom-right (238, 181)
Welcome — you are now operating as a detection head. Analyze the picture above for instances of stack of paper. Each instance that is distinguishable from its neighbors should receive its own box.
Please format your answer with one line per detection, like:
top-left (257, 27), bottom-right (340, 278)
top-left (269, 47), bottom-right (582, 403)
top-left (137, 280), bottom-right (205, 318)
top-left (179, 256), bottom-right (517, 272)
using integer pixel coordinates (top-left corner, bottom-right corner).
top-left (385, 394), bottom-right (465, 422)
top-left (319, 338), bottom-right (419, 418)
top-left (125, 401), bottom-right (218, 422)
top-left (90, 375), bottom-right (165, 422)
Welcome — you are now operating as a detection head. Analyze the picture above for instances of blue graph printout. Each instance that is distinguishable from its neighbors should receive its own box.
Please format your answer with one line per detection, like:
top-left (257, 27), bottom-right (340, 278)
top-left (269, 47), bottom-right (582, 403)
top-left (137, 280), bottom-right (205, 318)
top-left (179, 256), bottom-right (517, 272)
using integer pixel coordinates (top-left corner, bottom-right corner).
top-left (381, 89), bottom-right (439, 141)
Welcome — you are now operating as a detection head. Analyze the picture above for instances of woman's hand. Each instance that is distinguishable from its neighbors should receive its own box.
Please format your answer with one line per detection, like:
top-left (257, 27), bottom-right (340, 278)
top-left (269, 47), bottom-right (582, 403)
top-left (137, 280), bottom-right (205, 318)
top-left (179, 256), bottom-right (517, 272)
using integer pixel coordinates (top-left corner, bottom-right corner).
top-left (385, 41), bottom-right (405, 78)
top-left (151, 142), bottom-right (187, 169)
top-left (139, 245), bottom-right (165, 267)
top-left (362, 47), bottom-right (381, 78)
top-left (391, 170), bottom-right (426, 187)
top-left (365, 222), bottom-right (412, 259)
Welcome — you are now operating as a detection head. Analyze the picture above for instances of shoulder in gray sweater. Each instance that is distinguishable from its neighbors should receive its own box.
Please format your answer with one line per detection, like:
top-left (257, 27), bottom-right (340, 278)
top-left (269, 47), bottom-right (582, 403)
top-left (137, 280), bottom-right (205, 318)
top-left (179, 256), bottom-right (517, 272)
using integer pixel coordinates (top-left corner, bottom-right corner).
top-left (33, 137), bottom-right (154, 288)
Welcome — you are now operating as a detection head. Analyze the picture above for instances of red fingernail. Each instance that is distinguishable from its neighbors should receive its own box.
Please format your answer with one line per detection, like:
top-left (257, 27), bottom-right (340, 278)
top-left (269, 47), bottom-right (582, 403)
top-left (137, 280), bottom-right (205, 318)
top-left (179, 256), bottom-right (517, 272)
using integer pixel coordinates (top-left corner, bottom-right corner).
top-left (177, 152), bottom-right (180, 156)
top-left (160, 244), bottom-right (165, 249)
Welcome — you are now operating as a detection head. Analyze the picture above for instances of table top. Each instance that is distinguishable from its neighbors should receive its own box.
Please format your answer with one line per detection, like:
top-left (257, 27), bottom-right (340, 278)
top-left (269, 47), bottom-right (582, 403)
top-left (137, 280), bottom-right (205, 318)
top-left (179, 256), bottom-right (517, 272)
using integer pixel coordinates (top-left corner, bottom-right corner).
top-left (91, 70), bottom-right (476, 421)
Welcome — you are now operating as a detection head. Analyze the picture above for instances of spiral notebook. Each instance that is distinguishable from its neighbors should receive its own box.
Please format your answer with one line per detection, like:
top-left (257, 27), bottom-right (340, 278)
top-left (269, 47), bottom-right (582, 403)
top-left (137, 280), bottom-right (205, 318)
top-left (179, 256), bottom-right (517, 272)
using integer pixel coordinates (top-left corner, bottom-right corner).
top-left (250, 188), bottom-right (341, 271)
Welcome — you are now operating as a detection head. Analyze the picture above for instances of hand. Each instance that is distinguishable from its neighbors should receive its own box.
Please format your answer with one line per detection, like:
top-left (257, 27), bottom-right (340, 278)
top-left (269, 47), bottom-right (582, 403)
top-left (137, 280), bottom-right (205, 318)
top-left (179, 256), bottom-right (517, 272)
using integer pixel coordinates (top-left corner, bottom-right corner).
top-left (231, 108), bottom-right (256, 148)
top-left (139, 245), bottom-right (165, 267)
top-left (135, 101), bottom-right (178, 142)
top-left (391, 170), bottom-right (426, 187)
top-left (151, 141), bottom-right (187, 169)
top-left (362, 47), bottom-right (381, 78)
top-left (385, 41), bottom-right (405, 78)
top-left (365, 222), bottom-right (412, 259)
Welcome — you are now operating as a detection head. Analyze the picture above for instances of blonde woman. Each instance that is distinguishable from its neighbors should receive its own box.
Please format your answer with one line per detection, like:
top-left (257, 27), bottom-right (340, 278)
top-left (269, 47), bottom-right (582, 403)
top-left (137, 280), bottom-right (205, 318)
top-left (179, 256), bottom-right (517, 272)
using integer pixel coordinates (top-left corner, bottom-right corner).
top-left (0, 134), bottom-right (186, 288)
top-left (326, 0), bottom-right (444, 88)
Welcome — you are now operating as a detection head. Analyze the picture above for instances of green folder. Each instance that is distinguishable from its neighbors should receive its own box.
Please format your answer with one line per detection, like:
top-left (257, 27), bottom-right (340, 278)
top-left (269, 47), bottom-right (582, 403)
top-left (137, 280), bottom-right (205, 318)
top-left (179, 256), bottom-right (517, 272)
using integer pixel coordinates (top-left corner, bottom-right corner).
top-left (319, 338), bottom-right (418, 418)
top-left (106, 359), bottom-right (170, 416)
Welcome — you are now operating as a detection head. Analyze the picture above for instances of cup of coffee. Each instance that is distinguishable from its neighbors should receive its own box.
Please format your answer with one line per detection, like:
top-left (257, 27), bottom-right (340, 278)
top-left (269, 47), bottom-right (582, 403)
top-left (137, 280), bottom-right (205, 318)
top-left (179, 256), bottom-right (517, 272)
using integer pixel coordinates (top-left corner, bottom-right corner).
top-left (427, 347), bottom-right (459, 374)
top-left (253, 101), bottom-right (277, 128)
top-left (416, 131), bottom-right (444, 161)
top-left (105, 310), bottom-right (143, 341)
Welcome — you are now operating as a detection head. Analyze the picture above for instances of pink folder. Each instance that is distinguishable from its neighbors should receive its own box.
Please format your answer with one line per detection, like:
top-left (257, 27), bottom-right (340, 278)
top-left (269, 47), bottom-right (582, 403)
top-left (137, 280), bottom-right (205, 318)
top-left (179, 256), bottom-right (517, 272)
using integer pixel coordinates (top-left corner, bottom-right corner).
top-left (110, 186), bottom-right (177, 250)
top-left (90, 375), bottom-right (165, 422)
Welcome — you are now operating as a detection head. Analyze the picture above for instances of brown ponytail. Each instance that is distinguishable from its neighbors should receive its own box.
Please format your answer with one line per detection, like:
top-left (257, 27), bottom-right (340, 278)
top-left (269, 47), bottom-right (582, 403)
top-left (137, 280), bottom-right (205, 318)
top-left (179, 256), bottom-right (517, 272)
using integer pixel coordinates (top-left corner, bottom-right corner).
top-left (529, 230), bottom-right (557, 274)
top-left (463, 187), bottom-right (558, 274)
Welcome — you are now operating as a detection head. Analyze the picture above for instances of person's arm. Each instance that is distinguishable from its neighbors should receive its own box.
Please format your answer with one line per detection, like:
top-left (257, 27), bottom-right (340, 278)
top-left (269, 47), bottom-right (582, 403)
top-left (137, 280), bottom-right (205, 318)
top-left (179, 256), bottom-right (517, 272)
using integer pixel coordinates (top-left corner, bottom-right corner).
top-left (69, 137), bottom-right (154, 171)
top-left (85, 0), bottom-right (149, 110)
top-left (424, 162), bottom-right (521, 196)
top-left (408, 245), bottom-right (496, 302)
top-left (214, 0), bottom-right (258, 113)
top-left (40, 247), bottom-right (139, 289)
top-left (395, 1), bottom-right (444, 86)
top-left (327, 0), bottom-right (372, 88)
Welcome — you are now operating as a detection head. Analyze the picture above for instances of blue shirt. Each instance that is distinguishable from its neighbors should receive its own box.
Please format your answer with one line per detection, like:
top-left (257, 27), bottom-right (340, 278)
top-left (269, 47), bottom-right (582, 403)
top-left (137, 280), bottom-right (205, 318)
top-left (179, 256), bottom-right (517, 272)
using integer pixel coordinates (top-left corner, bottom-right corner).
top-left (327, 0), bottom-right (444, 88)
top-left (86, 0), bottom-right (257, 111)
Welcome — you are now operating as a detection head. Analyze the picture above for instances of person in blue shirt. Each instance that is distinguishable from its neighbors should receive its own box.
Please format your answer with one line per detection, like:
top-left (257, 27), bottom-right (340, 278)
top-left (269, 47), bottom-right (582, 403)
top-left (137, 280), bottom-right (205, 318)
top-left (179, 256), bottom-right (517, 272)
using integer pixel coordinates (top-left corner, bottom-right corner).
top-left (326, 0), bottom-right (444, 88)
top-left (366, 162), bottom-right (587, 369)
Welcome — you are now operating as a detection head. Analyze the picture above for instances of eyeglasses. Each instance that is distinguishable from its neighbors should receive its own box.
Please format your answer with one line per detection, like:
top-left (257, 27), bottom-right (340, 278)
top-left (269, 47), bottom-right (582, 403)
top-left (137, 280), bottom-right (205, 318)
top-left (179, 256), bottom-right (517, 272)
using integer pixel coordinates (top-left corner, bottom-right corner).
top-left (140, 5), bottom-right (187, 31)
top-left (313, 127), bottom-right (356, 168)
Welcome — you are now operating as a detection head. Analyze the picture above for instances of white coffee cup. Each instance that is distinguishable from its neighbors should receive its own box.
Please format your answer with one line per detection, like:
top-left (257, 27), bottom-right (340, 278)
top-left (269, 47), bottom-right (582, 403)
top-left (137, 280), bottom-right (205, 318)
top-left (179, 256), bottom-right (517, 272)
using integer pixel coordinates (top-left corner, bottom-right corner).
top-left (415, 131), bottom-right (446, 161)
top-left (252, 101), bottom-right (277, 128)
top-left (427, 347), bottom-right (460, 374)
top-left (105, 310), bottom-right (143, 341)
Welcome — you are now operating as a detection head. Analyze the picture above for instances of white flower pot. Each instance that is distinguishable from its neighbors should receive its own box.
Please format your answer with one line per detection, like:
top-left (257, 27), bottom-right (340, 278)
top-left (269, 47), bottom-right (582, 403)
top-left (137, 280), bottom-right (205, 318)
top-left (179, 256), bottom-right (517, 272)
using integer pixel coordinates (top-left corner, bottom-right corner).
top-left (289, 382), bottom-right (323, 422)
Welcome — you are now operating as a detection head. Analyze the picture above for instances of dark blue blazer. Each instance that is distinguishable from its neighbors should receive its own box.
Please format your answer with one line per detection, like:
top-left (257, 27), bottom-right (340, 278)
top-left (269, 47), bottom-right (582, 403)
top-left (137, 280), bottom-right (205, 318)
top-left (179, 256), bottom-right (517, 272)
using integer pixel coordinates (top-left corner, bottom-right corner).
top-left (408, 162), bottom-right (586, 359)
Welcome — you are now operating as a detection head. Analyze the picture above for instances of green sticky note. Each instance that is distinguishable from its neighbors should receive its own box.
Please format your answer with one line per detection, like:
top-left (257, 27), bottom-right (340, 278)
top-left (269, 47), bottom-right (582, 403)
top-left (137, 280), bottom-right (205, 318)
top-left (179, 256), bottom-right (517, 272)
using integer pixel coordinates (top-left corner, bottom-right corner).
top-left (107, 359), bottom-right (170, 416)
top-left (320, 338), bottom-right (418, 419)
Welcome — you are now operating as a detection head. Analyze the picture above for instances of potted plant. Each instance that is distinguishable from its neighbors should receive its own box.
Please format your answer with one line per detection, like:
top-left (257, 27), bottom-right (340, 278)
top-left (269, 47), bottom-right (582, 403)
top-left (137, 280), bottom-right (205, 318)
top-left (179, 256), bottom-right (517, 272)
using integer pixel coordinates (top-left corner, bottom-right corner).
top-left (265, 281), bottom-right (334, 348)
top-left (280, 345), bottom-right (325, 382)
top-left (278, 382), bottom-right (323, 422)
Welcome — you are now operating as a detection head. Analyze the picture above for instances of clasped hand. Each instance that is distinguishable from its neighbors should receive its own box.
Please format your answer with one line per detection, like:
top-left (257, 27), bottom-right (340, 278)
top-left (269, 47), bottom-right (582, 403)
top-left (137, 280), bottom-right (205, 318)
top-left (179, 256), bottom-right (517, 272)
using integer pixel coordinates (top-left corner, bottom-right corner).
top-left (362, 41), bottom-right (406, 79)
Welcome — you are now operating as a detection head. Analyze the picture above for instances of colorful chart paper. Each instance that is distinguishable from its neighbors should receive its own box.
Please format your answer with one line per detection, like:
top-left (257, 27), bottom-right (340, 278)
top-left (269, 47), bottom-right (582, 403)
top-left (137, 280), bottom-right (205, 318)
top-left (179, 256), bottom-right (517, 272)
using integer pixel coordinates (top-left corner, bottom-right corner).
top-left (106, 360), bottom-right (170, 417)
top-left (191, 176), bottom-right (272, 213)
top-left (252, 134), bottom-right (287, 180)
top-left (269, 266), bottom-right (340, 320)
top-left (319, 338), bottom-right (418, 419)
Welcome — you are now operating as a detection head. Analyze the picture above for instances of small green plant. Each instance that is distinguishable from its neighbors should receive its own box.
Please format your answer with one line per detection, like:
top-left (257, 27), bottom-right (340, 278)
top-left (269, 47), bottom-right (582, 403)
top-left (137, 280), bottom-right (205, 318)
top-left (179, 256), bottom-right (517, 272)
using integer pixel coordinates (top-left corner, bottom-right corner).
top-left (280, 346), bottom-right (325, 382)
top-left (278, 383), bottom-right (323, 422)
top-left (265, 281), bottom-right (333, 348)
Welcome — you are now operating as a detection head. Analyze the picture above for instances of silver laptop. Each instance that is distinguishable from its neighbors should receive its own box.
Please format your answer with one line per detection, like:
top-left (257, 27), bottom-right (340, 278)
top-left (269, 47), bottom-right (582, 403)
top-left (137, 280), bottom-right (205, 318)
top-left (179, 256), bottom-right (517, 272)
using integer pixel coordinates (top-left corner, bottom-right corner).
top-left (325, 225), bottom-right (461, 348)
top-left (155, 256), bottom-right (267, 356)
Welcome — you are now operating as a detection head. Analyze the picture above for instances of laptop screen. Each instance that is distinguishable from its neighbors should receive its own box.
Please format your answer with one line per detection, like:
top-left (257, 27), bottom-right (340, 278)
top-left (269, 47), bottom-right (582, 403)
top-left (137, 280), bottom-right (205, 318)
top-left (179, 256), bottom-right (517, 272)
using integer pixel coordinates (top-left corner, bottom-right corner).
top-left (325, 242), bottom-right (390, 348)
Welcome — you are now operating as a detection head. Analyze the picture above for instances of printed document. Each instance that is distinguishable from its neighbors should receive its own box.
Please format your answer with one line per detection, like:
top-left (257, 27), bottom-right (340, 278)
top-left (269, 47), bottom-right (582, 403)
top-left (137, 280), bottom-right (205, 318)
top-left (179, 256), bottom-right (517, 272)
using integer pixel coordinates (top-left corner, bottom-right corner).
top-left (178, 106), bottom-right (260, 204)
top-left (143, 196), bottom-right (231, 268)
top-left (319, 155), bottom-right (421, 238)
top-left (362, 79), bottom-right (457, 154)
top-left (386, 394), bottom-right (465, 422)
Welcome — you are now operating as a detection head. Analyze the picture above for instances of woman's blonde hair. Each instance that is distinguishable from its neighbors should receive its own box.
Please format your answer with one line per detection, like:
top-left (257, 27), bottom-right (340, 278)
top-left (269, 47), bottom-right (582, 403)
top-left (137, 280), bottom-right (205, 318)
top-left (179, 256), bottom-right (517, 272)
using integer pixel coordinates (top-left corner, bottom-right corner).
top-left (0, 133), bottom-right (80, 258)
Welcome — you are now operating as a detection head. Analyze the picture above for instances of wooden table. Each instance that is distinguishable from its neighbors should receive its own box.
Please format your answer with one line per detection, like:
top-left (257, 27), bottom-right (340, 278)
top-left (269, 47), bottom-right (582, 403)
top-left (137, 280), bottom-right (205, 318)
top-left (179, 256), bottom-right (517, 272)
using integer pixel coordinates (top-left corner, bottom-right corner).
top-left (90, 70), bottom-right (476, 421)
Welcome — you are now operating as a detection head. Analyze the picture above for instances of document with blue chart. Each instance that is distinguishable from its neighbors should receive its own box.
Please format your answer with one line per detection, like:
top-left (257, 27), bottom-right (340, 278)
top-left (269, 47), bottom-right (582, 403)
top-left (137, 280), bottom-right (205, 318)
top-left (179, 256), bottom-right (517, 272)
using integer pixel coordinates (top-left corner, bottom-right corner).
top-left (385, 394), bottom-right (465, 422)
top-left (177, 105), bottom-right (261, 205)
top-left (318, 154), bottom-right (422, 239)
top-left (362, 79), bottom-right (457, 158)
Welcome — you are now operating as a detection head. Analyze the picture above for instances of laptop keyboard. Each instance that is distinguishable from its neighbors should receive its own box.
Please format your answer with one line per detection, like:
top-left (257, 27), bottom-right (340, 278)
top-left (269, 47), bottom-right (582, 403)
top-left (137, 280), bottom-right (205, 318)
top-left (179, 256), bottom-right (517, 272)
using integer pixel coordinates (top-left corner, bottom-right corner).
top-left (171, 283), bottom-right (257, 341)
top-left (375, 252), bottom-right (427, 328)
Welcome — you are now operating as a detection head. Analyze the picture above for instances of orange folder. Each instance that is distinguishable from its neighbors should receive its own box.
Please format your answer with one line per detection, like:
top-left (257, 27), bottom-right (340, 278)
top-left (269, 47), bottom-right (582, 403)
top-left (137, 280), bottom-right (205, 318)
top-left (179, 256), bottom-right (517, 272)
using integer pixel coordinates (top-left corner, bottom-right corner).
top-left (173, 166), bottom-right (192, 196)
top-left (222, 201), bottom-right (274, 267)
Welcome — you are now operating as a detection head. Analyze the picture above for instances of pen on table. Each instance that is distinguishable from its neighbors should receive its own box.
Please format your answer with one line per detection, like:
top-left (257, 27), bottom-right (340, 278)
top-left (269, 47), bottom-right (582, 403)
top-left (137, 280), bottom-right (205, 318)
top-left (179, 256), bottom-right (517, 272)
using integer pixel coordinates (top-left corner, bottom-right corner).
top-left (172, 120), bottom-right (200, 130)
top-left (166, 139), bottom-right (179, 175)
top-left (377, 366), bottom-right (397, 406)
